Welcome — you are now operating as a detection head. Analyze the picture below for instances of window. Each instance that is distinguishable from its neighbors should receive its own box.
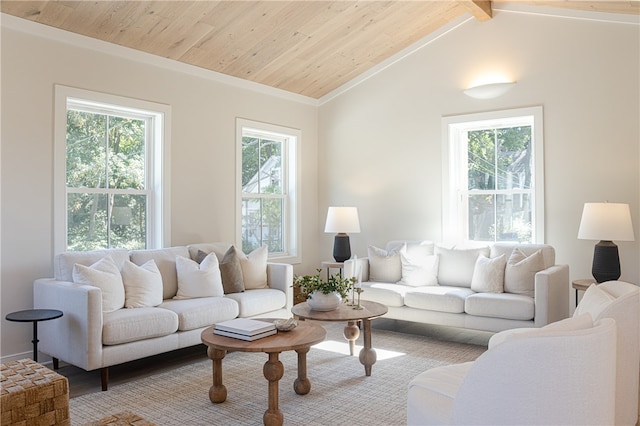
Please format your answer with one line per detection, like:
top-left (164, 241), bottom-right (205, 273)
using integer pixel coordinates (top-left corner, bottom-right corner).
top-left (54, 86), bottom-right (170, 253)
top-left (442, 107), bottom-right (544, 244)
top-left (237, 119), bottom-right (300, 262)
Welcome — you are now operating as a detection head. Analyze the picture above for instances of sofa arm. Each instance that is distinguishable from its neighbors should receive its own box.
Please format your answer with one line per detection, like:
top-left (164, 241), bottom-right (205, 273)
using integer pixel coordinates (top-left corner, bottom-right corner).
top-left (343, 258), bottom-right (370, 282)
top-left (266, 263), bottom-right (294, 312)
top-left (533, 264), bottom-right (570, 327)
top-left (34, 278), bottom-right (104, 371)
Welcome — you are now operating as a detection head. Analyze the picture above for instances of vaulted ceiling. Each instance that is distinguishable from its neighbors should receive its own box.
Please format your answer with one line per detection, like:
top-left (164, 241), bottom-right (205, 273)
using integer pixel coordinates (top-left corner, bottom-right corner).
top-left (2, 1), bottom-right (639, 99)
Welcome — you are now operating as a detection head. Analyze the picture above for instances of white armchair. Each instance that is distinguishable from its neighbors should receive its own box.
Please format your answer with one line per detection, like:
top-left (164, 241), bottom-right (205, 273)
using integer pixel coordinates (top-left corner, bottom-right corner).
top-left (407, 316), bottom-right (617, 425)
top-left (572, 280), bottom-right (640, 425)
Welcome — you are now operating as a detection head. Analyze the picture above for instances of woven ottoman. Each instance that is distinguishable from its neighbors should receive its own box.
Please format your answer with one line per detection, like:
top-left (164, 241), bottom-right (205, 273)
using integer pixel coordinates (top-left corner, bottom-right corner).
top-left (0, 359), bottom-right (69, 426)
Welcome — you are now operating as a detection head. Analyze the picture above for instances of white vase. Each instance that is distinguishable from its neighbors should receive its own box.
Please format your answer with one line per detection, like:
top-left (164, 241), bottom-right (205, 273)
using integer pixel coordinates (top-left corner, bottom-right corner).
top-left (307, 291), bottom-right (342, 311)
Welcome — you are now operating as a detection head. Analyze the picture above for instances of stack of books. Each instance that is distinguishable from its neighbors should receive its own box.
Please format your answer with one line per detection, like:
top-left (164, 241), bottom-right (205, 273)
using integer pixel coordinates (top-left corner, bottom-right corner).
top-left (214, 318), bottom-right (277, 341)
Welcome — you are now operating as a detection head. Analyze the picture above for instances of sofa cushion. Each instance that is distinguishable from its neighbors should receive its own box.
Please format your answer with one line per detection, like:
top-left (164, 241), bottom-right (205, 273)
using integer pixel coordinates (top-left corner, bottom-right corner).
top-left (239, 246), bottom-right (268, 290)
top-left (102, 307), bottom-right (179, 345)
top-left (470, 254), bottom-right (506, 293)
top-left (435, 245), bottom-right (490, 287)
top-left (121, 259), bottom-right (164, 308)
top-left (360, 282), bottom-right (410, 307)
top-left (55, 249), bottom-right (129, 282)
top-left (398, 244), bottom-right (439, 287)
top-left (174, 253), bottom-right (224, 299)
top-left (404, 286), bottom-right (473, 313)
top-left (504, 248), bottom-right (544, 297)
top-left (158, 297), bottom-right (239, 331)
top-left (72, 255), bottom-right (125, 313)
top-left (219, 246), bottom-right (245, 294)
top-left (368, 245), bottom-right (403, 283)
top-left (225, 289), bottom-right (286, 317)
top-left (464, 292), bottom-right (534, 320)
top-left (130, 246), bottom-right (190, 299)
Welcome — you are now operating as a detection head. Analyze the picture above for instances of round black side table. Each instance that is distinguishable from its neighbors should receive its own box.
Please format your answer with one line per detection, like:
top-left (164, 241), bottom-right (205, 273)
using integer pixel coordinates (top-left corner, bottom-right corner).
top-left (5, 309), bottom-right (63, 362)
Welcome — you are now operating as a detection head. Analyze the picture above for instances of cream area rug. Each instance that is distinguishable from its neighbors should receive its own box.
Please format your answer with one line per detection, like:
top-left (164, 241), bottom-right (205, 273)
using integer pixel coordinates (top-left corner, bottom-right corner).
top-left (70, 322), bottom-right (486, 426)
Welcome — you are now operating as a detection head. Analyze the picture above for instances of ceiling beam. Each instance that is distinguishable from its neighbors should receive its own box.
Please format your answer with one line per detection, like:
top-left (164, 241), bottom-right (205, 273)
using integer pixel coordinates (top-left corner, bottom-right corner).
top-left (460, 1), bottom-right (493, 21)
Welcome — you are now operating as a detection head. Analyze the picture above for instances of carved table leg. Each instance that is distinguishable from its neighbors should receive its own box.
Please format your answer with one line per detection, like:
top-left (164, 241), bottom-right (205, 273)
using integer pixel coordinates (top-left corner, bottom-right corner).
top-left (293, 346), bottom-right (311, 395)
top-left (343, 320), bottom-right (361, 356)
top-left (358, 318), bottom-right (377, 376)
top-left (207, 347), bottom-right (227, 403)
top-left (263, 352), bottom-right (284, 426)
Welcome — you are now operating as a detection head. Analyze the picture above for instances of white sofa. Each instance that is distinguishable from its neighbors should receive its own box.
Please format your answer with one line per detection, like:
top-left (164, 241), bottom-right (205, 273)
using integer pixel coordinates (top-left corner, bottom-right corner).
top-left (33, 243), bottom-right (293, 390)
top-left (344, 241), bottom-right (569, 332)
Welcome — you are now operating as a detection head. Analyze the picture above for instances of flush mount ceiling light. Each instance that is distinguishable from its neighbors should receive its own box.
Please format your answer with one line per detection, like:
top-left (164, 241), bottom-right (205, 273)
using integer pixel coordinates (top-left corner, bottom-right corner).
top-left (464, 82), bottom-right (516, 99)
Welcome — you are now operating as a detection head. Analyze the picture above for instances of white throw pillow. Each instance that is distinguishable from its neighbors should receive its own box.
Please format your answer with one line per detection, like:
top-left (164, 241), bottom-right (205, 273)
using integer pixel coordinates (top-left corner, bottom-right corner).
top-left (435, 245), bottom-right (490, 287)
top-left (504, 248), bottom-right (544, 297)
top-left (574, 284), bottom-right (616, 319)
top-left (121, 259), bottom-right (163, 308)
top-left (368, 244), bottom-right (403, 283)
top-left (72, 255), bottom-right (125, 313)
top-left (238, 245), bottom-right (268, 289)
top-left (174, 253), bottom-right (224, 299)
top-left (397, 244), bottom-right (439, 287)
top-left (470, 254), bottom-right (506, 293)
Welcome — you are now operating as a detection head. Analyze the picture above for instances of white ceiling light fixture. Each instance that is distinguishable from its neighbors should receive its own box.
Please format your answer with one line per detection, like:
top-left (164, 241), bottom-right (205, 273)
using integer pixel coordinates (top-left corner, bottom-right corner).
top-left (464, 81), bottom-right (516, 99)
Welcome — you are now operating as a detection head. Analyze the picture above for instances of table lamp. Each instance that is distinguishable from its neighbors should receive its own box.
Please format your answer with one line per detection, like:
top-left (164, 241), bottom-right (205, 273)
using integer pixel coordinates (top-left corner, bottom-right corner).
top-left (578, 202), bottom-right (635, 282)
top-left (324, 206), bottom-right (360, 262)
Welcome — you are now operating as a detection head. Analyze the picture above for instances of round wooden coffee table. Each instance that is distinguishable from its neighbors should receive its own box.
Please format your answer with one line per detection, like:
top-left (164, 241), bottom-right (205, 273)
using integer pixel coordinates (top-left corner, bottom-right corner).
top-left (201, 321), bottom-right (326, 426)
top-left (291, 300), bottom-right (388, 376)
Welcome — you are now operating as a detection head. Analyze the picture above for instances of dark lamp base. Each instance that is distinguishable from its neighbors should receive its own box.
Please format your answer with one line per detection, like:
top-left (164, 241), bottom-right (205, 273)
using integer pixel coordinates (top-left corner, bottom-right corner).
top-left (333, 234), bottom-right (351, 263)
top-left (592, 240), bottom-right (621, 283)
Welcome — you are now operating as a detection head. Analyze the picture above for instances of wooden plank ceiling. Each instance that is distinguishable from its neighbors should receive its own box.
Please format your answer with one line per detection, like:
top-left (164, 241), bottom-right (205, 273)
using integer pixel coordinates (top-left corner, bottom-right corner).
top-left (2, 1), bottom-right (638, 99)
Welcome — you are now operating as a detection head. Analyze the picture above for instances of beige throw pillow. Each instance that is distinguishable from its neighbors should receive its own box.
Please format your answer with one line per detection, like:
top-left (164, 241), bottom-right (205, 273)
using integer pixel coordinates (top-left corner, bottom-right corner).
top-left (470, 254), bottom-right (506, 293)
top-left (368, 244), bottom-right (403, 283)
top-left (219, 246), bottom-right (245, 294)
top-left (239, 245), bottom-right (268, 289)
top-left (174, 253), bottom-right (224, 299)
top-left (503, 248), bottom-right (544, 297)
top-left (72, 255), bottom-right (125, 313)
top-left (121, 259), bottom-right (164, 308)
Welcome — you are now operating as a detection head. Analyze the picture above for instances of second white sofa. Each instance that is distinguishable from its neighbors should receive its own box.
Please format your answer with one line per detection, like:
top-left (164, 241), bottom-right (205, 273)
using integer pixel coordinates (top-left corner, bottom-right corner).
top-left (344, 241), bottom-right (569, 332)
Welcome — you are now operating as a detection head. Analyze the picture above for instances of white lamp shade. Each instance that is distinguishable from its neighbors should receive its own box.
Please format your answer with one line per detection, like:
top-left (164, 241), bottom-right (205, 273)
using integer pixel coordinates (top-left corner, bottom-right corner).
top-left (578, 203), bottom-right (635, 241)
top-left (324, 207), bottom-right (360, 233)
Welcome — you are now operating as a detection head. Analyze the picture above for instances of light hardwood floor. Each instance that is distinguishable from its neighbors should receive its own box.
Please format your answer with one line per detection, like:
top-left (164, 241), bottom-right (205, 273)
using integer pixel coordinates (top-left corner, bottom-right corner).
top-left (56, 319), bottom-right (491, 398)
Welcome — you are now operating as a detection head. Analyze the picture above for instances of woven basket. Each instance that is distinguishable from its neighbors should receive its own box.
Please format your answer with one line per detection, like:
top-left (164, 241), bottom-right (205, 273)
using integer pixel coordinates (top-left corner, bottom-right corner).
top-left (0, 359), bottom-right (69, 426)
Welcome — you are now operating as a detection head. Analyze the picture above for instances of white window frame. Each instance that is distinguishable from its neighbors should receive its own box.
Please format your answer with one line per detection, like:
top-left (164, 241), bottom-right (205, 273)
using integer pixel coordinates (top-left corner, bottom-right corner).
top-left (442, 106), bottom-right (544, 244)
top-left (236, 118), bottom-right (301, 263)
top-left (54, 85), bottom-right (171, 253)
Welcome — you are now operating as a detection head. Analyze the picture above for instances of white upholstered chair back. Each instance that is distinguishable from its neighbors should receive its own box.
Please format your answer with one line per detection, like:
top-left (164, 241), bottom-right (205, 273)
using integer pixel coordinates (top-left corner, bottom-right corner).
top-left (575, 280), bottom-right (640, 425)
top-left (408, 317), bottom-right (618, 425)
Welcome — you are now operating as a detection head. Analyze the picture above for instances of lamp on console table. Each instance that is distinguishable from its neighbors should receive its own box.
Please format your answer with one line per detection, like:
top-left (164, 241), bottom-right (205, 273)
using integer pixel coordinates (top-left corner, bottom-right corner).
top-left (578, 202), bottom-right (635, 283)
top-left (324, 206), bottom-right (360, 262)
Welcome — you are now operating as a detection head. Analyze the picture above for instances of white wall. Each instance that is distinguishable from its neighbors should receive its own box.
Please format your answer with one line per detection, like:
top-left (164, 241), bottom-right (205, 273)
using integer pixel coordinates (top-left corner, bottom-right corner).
top-left (0, 17), bottom-right (319, 359)
top-left (318, 8), bottom-right (640, 305)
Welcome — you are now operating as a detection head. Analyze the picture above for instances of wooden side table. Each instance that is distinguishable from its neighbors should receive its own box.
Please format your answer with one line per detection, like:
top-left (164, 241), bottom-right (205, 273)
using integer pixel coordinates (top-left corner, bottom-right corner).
top-left (572, 279), bottom-right (596, 307)
top-left (320, 261), bottom-right (344, 280)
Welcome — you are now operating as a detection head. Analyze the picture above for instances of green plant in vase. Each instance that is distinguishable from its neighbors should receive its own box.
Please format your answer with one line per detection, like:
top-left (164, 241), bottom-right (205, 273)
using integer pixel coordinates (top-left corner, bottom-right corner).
top-left (293, 269), bottom-right (355, 306)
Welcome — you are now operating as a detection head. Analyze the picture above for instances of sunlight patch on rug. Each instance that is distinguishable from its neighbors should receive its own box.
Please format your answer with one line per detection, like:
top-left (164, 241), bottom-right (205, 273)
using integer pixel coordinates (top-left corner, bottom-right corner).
top-left (313, 339), bottom-right (406, 360)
